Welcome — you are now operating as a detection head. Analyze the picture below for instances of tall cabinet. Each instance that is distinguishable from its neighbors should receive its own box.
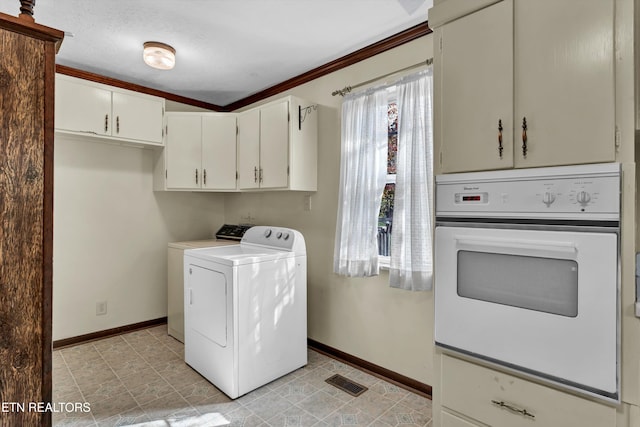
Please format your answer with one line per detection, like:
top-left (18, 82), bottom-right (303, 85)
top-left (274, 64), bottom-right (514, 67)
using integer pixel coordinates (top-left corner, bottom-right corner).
top-left (0, 11), bottom-right (63, 427)
top-left (433, 0), bottom-right (615, 174)
top-left (429, 0), bottom-right (620, 426)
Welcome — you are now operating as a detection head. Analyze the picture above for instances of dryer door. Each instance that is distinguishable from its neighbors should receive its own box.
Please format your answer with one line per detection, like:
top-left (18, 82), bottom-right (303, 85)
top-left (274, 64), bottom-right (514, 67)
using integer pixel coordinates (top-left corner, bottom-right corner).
top-left (187, 265), bottom-right (227, 347)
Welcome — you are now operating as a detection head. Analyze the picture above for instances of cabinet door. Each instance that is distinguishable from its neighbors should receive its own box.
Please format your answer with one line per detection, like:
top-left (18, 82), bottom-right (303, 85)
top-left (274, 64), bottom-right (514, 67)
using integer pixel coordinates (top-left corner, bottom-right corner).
top-left (55, 76), bottom-right (112, 136)
top-left (165, 114), bottom-right (202, 189)
top-left (112, 91), bottom-right (164, 144)
top-left (514, 0), bottom-right (614, 168)
top-left (237, 109), bottom-right (261, 189)
top-left (438, 1), bottom-right (513, 173)
top-left (259, 100), bottom-right (289, 188)
top-left (202, 114), bottom-right (237, 190)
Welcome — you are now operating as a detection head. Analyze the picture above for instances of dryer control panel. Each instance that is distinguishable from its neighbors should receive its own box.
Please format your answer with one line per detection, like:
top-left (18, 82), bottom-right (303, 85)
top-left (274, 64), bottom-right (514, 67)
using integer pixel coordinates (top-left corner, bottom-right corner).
top-left (241, 226), bottom-right (306, 254)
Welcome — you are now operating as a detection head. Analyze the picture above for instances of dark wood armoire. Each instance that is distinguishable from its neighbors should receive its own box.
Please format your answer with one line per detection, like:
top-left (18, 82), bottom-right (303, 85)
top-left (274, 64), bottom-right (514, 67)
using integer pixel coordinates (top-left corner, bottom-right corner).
top-left (0, 9), bottom-right (63, 427)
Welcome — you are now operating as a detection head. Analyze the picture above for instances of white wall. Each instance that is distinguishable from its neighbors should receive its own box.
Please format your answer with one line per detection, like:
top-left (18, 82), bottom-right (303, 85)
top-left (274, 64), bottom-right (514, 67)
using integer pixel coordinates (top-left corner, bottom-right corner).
top-left (53, 35), bottom-right (435, 385)
top-left (224, 35), bottom-right (435, 385)
top-left (53, 136), bottom-right (225, 340)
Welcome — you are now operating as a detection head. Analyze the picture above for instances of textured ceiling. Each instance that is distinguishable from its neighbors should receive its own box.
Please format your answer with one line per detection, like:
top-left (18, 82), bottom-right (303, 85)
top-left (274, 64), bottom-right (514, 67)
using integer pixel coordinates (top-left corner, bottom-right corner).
top-left (0, 0), bottom-right (431, 107)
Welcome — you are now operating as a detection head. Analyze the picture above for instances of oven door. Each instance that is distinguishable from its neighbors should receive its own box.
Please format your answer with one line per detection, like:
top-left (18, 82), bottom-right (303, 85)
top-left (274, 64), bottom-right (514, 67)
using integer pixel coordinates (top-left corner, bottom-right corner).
top-left (434, 225), bottom-right (618, 400)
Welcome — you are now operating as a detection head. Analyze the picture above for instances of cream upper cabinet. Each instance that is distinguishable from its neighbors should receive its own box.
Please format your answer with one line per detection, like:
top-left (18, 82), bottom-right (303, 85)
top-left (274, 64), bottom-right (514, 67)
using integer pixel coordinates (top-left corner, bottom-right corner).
top-left (437, 1), bottom-right (513, 173)
top-left (259, 101), bottom-right (290, 189)
top-left (160, 112), bottom-right (237, 191)
top-left (202, 114), bottom-right (237, 190)
top-left (55, 74), bottom-right (164, 146)
top-left (165, 114), bottom-right (202, 189)
top-left (237, 109), bottom-right (262, 189)
top-left (237, 96), bottom-right (317, 191)
top-left (433, 0), bottom-right (615, 174)
top-left (238, 101), bottom-right (289, 190)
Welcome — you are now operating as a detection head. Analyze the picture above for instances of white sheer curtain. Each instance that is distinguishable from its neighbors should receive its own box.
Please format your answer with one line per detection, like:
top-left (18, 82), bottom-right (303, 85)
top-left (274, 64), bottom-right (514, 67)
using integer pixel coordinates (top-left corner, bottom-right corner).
top-left (389, 69), bottom-right (434, 291)
top-left (333, 88), bottom-right (389, 277)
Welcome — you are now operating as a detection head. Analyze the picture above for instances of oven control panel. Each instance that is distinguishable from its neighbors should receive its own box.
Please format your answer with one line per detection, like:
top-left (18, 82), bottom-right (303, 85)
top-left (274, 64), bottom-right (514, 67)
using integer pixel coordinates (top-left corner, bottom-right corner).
top-left (436, 163), bottom-right (620, 220)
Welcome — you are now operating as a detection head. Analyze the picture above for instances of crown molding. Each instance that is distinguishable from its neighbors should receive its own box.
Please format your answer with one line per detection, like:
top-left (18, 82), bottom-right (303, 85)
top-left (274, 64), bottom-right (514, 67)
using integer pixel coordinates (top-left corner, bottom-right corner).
top-left (55, 65), bottom-right (225, 111)
top-left (225, 21), bottom-right (431, 111)
top-left (56, 21), bottom-right (431, 112)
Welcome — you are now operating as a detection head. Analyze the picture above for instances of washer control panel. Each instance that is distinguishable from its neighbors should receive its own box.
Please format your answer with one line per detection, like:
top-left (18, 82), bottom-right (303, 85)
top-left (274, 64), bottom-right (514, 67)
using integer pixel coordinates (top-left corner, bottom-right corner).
top-left (242, 226), bottom-right (305, 252)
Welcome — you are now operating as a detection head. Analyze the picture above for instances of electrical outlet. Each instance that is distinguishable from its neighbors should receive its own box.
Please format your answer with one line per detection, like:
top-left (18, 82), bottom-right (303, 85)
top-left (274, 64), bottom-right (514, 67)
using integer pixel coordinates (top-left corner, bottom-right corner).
top-left (96, 301), bottom-right (107, 316)
top-left (304, 195), bottom-right (312, 211)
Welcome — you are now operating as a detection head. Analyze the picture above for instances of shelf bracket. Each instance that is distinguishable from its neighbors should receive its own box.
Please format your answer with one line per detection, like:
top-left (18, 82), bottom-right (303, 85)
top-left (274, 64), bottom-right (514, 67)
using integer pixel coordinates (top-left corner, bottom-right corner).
top-left (299, 104), bottom-right (318, 130)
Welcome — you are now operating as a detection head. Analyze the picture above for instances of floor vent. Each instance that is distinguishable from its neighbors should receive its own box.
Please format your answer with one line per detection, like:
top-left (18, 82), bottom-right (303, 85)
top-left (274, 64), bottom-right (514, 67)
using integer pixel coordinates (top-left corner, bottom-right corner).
top-left (325, 374), bottom-right (368, 397)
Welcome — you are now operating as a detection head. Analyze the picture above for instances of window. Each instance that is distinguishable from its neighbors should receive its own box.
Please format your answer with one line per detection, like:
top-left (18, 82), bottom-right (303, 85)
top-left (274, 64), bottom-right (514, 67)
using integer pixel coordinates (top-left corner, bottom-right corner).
top-left (334, 68), bottom-right (433, 289)
top-left (378, 101), bottom-right (397, 258)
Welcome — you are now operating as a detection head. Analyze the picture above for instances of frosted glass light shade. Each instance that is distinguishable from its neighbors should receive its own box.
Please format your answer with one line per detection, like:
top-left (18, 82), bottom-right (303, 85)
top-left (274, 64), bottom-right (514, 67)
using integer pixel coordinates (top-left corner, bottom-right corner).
top-left (143, 42), bottom-right (175, 70)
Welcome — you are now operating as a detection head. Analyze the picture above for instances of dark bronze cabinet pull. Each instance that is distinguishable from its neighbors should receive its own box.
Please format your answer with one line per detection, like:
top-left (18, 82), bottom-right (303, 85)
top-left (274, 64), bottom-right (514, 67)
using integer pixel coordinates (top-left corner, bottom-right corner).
top-left (104, 114), bottom-right (109, 133)
top-left (116, 116), bottom-right (120, 134)
top-left (203, 169), bottom-right (207, 186)
top-left (491, 400), bottom-right (535, 419)
top-left (522, 117), bottom-right (528, 157)
top-left (254, 166), bottom-right (258, 183)
top-left (195, 169), bottom-right (198, 185)
top-left (498, 119), bottom-right (504, 158)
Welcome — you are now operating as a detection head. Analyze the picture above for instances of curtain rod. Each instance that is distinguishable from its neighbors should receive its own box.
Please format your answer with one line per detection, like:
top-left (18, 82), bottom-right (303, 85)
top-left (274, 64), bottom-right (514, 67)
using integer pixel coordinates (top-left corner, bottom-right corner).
top-left (331, 57), bottom-right (433, 97)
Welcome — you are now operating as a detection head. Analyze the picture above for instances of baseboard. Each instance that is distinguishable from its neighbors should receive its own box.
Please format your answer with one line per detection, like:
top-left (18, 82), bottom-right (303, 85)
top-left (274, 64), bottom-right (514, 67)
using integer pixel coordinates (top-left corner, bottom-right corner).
top-left (53, 323), bottom-right (432, 399)
top-left (307, 338), bottom-right (432, 399)
top-left (52, 317), bottom-right (168, 349)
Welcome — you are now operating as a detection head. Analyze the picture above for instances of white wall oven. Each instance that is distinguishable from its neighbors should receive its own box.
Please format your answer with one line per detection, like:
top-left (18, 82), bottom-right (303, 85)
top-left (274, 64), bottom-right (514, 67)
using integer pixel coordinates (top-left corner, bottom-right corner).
top-left (434, 163), bottom-right (620, 402)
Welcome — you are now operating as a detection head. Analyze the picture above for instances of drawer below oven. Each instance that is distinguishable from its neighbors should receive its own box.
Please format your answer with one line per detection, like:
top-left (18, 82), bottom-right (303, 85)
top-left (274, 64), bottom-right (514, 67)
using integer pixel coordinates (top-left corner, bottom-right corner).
top-left (441, 355), bottom-right (617, 427)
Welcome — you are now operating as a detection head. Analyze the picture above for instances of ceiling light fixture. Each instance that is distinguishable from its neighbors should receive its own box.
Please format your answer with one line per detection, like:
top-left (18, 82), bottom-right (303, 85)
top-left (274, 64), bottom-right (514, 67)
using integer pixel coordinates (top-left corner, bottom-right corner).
top-left (143, 41), bottom-right (176, 70)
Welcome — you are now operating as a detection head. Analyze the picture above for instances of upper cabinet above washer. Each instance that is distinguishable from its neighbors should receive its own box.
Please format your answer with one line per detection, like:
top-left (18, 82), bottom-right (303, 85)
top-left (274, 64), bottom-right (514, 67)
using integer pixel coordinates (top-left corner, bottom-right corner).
top-left (431, 0), bottom-right (615, 174)
top-left (55, 74), bottom-right (165, 147)
top-left (154, 112), bottom-right (238, 191)
top-left (237, 96), bottom-right (318, 192)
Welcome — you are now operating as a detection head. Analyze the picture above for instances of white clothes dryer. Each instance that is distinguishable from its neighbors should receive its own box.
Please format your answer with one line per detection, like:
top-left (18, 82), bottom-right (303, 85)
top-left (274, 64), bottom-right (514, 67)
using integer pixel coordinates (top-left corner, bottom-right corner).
top-left (183, 226), bottom-right (307, 399)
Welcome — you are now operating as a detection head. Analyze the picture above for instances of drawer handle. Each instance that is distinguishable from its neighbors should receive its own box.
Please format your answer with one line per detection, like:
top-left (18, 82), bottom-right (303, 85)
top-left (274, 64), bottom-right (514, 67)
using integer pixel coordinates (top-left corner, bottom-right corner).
top-left (491, 400), bottom-right (535, 419)
top-left (497, 119), bottom-right (503, 158)
top-left (521, 116), bottom-right (528, 158)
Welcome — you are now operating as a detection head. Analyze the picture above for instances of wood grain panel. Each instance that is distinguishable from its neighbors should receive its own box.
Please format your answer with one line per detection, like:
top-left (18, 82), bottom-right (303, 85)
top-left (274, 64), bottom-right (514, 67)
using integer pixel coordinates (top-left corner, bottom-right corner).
top-left (0, 26), bottom-right (47, 427)
top-left (0, 12), bottom-right (62, 427)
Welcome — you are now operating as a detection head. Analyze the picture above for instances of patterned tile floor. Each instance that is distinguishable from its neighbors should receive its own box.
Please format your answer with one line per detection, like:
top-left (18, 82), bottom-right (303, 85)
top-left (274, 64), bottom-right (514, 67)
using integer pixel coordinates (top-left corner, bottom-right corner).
top-left (53, 325), bottom-right (432, 426)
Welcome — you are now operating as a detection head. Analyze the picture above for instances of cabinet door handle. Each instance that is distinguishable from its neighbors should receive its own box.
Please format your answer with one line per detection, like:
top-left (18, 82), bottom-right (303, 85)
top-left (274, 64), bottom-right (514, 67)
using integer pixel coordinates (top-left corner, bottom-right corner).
top-left (259, 168), bottom-right (263, 183)
top-left (203, 169), bottom-right (207, 186)
top-left (104, 114), bottom-right (109, 133)
top-left (498, 119), bottom-right (503, 158)
top-left (195, 169), bottom-right (198, 185)
top-left (521, 117), bottom-right (528, 158)
top-left (491, 400), bottom-right (535, 419)
top-left (254, 166), bottom-right (258, 183)
top-left (116, 116), bottom-right (120, 134)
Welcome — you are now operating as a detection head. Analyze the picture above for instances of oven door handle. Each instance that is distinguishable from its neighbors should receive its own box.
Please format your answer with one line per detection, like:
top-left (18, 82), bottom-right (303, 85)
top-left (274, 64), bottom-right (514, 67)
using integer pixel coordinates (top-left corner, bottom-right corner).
top-left (455, 236), bottom-right (578, 258)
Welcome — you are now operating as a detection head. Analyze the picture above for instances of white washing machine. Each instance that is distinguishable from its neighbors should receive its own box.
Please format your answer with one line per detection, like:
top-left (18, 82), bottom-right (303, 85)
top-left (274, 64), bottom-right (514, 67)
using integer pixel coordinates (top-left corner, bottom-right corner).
top-left (183, 225), bottom-right (307, 399)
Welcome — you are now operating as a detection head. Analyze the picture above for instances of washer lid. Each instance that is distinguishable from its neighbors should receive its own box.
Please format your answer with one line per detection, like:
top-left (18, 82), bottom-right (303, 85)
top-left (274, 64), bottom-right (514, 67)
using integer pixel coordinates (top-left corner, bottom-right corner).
top-left (184, 244), bottom-right (297, 266)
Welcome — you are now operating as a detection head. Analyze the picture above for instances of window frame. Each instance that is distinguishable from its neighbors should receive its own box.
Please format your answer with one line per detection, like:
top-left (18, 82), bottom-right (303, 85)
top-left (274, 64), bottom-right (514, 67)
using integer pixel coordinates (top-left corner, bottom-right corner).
top-left (378, 88), bottom-right (398, 268)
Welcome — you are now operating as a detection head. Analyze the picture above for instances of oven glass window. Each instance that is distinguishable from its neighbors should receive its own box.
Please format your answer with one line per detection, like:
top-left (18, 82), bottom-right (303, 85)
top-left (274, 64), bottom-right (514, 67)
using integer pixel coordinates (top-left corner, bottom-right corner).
top-left (457, 251), bottom-right (578, 317)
